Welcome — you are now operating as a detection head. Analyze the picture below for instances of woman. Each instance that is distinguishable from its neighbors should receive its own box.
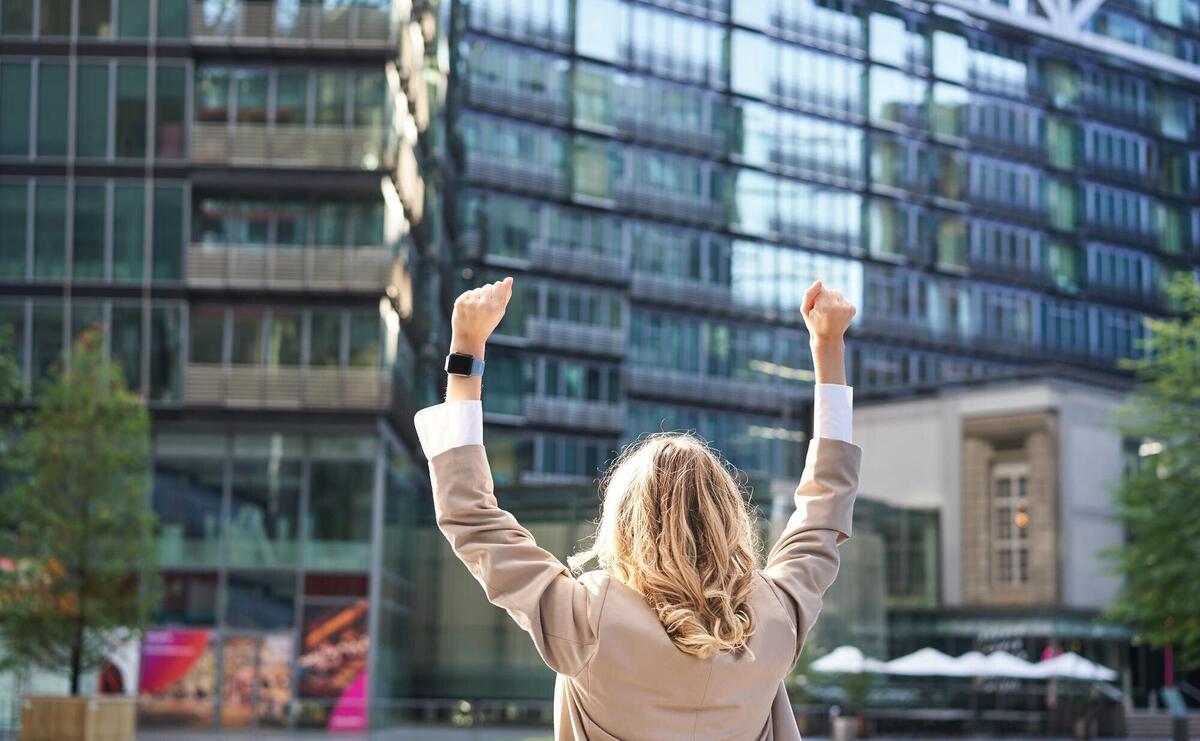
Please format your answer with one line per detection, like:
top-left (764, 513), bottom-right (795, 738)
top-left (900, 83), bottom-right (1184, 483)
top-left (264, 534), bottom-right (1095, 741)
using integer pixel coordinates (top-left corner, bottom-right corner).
top-left (415, 277), bottom-right (861, 740)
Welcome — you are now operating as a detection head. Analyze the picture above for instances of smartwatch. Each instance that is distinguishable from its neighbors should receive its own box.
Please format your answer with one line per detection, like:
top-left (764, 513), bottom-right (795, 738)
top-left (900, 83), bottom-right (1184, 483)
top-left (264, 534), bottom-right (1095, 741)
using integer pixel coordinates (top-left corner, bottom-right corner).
top-left (444, 352), bottom-right (485, 377)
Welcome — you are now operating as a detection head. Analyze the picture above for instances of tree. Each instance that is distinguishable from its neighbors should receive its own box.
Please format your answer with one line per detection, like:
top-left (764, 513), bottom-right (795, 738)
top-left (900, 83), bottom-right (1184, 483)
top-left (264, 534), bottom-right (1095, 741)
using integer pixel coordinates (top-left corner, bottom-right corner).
top-left (1105, 274), bottom-right (1200, 673)
top-left (0, 329), bottom-right (160, 695)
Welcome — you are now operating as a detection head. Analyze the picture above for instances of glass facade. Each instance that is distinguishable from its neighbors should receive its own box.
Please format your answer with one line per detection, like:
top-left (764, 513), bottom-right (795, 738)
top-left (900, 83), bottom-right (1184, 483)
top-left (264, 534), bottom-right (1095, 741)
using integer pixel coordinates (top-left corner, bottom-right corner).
top-left (0, 0), bottom-right (430, 730)
top-left (419, 0), bottom-right (1200, 705)
top-left (2, 0), bottom-right (1198, 728)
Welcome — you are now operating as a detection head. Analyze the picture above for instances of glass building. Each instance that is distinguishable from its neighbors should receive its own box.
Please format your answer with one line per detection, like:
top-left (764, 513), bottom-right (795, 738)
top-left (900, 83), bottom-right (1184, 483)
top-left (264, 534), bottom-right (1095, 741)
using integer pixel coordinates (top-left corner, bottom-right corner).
top-left (1, 0), bottom-right (1199, 730)
top-left (405, 0), bottom-right (1200, 715)
top-left (0, 0), bottom-right (442, 729)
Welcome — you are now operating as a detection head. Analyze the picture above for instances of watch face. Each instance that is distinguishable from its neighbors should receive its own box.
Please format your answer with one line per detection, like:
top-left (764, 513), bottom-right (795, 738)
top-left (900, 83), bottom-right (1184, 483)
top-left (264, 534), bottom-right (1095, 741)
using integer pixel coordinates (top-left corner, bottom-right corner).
top-left (445, 353), bottom-right (476, 376)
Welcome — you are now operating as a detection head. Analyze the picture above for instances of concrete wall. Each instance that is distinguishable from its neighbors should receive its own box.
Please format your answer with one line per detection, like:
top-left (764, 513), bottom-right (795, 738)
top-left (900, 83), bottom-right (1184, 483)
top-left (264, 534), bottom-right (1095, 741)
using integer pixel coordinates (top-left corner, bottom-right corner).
top-left (853, 378), bottom-right (1126, 610)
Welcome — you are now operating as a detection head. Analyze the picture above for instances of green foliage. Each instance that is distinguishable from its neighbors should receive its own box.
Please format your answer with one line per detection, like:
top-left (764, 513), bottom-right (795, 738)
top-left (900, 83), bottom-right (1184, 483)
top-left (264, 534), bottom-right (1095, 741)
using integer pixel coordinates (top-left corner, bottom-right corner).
top-left (840, 671), bottom-right (875, 714)
top-left (0, 330), bottom-right (160, 694)
top-left (1104, 274), bottom-right (1200, 672)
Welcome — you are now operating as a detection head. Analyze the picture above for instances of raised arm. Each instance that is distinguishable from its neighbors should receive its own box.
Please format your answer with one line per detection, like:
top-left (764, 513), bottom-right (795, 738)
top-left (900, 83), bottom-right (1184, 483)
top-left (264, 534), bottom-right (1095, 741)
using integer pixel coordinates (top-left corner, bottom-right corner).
top-left (414, 278), bottom-right (604, 676)
top-left (763, 282), bottom-right (862, 665)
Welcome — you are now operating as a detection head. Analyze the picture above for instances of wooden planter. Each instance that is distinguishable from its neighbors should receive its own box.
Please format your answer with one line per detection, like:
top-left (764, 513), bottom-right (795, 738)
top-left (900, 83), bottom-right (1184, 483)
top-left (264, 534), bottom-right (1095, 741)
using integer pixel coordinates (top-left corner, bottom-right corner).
top-left (20, 696), bottom-right (136, 741)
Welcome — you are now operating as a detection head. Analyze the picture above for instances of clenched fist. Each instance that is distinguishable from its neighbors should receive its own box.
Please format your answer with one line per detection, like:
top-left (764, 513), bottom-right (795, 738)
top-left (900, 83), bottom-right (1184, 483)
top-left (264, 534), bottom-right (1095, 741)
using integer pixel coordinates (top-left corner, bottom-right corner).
top-left (452, 276), bottom-right (513, 349)
top-left (801, 280), bottom-right (855, 344)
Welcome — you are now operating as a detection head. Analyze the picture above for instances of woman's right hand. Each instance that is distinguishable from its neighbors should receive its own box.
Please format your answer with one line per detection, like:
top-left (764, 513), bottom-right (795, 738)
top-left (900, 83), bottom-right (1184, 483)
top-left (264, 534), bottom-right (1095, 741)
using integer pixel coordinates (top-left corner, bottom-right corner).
top-left (801, 281), bottom-right (855, 344)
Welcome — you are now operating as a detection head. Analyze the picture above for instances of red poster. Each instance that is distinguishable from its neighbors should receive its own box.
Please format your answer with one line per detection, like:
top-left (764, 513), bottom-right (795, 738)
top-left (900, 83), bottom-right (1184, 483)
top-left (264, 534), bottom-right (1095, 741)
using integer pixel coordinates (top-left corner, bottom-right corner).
top-left (138, 629), bottom-right (216, 728)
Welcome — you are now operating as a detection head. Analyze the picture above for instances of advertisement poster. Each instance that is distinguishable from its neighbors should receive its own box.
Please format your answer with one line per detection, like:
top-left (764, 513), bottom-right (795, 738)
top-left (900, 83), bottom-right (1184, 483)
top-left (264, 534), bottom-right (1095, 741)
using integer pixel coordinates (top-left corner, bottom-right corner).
top-left (298, 600), bottom-right (369, 731)
top-left (138, 629), bottom-right (216, 728)
top-left (219, 637), bottom-right (256, 728)
top-left (256, 634), bottom-right (294, 727)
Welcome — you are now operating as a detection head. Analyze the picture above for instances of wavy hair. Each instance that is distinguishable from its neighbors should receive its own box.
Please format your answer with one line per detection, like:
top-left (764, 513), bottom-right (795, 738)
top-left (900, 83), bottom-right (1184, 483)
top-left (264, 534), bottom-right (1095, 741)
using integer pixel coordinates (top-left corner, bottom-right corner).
top-left (569, 432), bottom-right (761, 659)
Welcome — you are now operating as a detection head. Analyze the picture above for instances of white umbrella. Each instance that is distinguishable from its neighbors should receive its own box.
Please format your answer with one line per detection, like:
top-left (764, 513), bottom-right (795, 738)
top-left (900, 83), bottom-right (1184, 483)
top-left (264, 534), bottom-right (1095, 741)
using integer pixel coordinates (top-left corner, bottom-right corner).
top-left (811, 646), bottom-right (887, 674)
top-left (1036, 652), bottom-right (1118, 682)
top-left (885, 647), bottom-right (972, 677)
top-left (980, 650), bottom-right (1043, 678)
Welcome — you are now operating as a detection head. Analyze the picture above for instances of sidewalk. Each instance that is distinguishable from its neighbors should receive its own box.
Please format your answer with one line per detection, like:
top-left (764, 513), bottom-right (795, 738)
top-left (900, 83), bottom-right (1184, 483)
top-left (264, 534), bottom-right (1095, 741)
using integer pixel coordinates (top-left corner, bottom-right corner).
top-left (135, 732), bottom-right (1144, 741)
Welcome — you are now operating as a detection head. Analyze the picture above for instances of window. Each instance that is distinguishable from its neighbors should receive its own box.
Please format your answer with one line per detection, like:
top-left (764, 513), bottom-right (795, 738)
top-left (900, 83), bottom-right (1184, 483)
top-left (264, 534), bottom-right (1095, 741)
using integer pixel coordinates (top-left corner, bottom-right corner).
top-left (112, 184), bottom-right (145, 281)
top-left (77, 63), bottom-right (110, 158)
top-left (230, 310), bottom-right (264, 365)
top-left (150, 305), bottom-right (182, 400)
top-left (347, 312), bottom-right (380, 368)
top-left (116, 63), bottom-right (148, 158)
top-left (39, 0), bottom-right (69, 36)
top-left (276, 72), bottom-right (309, 125)
top-left (1, 0), bottom-right (34, 35)
top-left (235, 69), bottom-right (268, 123)
top-left (309, 311), bottom-right (341, 367)
top-left (152, 184), bottom-right (185, 280)
top-left (226, 572), bottom-right (295, 630)
top-left (196, 67), bottom-right (230, 123)
top-left (31, 303), bottom-right (63, 381)
top-left (37, 62), bottom-right (68, 156)
top-left (118, 0), bottom-right (149, 37)
top-left (266, 311), bottom-right (301, 367)
top-left (0, 183), bottom-right (27, 278)
top-left (575, 0), bottom-right (628, 63)
top-left (229, 434), bottom-right (303, 568)
top-left (316, 72), bottom-right (347, 125)
top-left (353, 72), bottom-right (386, 128)
top-left (306, 436), bottom-right (376, 569)
top-left (0, 61), bottom-right (31, 155)
top-left (190, 307), bottom-right (225, 364)
top-left (33, 183), bottom-right (66, 278)
top-left (153, 432), bottom-right (226, 568)
top-left (991, 462), bottom-right (1030, 585)
top-left (156, 64), bottom-right (187, 159)
top-left (79, 0), bottom-right (113, 36)
top-left (111, 304), bottom-right (142, 390)
top-left (73, 184), bottom-right (106, 280)
top-left (157, 0), bottom-right (188, 38)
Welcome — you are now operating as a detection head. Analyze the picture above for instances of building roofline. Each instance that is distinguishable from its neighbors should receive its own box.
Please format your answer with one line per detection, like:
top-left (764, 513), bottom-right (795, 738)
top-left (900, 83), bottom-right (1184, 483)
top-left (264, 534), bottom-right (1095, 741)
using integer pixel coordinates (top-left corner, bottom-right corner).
top-left (857, 362), bottom-right (1135, 407)
top-left (913, 0), bottom-right (1200, 85)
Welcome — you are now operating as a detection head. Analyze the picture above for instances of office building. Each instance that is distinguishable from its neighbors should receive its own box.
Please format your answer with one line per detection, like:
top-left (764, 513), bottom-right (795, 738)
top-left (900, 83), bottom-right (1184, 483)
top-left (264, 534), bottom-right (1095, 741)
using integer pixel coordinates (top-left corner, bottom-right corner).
top-left (407, 0), bottom-right (1200, 713)
top-left (1, 0), bottom-right (1198, 729)
top-left (0, 0), bottom-right (441, 729)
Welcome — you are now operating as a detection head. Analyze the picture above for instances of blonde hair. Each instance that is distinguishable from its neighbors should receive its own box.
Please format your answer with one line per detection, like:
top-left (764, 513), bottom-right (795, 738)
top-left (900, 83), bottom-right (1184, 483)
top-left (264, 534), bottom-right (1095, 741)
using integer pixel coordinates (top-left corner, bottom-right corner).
top-left (569, 432), bottom-right (761, 660)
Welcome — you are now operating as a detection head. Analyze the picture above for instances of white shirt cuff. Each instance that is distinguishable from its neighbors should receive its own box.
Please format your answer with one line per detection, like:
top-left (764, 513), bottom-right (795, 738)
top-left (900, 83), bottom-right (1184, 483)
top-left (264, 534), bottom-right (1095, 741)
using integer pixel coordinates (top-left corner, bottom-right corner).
top-left (414, 400), bottom-right (483, 459)
top-left (814, 383), bottom-right (853, 444)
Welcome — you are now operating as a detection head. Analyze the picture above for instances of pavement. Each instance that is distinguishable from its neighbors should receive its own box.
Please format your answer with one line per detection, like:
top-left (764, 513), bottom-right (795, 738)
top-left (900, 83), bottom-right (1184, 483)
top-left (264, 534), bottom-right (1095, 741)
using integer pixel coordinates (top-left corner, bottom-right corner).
top-left (133, 732), bottom-right (1153, 741)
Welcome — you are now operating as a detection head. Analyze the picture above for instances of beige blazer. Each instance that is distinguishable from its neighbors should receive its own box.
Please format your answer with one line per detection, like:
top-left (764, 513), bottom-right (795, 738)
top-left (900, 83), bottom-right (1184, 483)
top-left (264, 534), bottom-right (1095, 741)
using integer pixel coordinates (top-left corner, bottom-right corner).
top-left (429, 436), bottom-right (862, 740)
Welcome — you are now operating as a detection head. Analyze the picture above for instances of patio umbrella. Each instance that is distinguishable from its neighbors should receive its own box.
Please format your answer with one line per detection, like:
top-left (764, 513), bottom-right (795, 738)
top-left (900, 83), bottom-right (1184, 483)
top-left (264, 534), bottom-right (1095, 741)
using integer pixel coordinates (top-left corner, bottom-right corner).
top-left (1035, 652), bottom-right (1118, 681)
top-left (979, 650), bottom-right (1043, 678)
top-left (884, 647), bottom-right (973, 677)
top-left (811, 646), bottom-right (887, 674)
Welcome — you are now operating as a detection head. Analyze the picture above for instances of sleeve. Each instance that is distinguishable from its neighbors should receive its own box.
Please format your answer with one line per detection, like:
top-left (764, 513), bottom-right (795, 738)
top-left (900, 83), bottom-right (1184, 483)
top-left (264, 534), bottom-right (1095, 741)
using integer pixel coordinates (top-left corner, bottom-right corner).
top-left (813, 383), bottom-right (853, 444)
top-left (414, 400), bottom-right (484, 458)
top-left (762, 390), bottom-right (861, 667)
top-left (426, 443), bottom-right (604, 677)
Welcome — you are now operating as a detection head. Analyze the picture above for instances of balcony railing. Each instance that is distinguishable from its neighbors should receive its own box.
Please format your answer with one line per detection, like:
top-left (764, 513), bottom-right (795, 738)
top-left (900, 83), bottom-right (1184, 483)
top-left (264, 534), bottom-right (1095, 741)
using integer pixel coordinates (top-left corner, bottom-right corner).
top-left (185, 364), bottom-right (391, 410)
top-left (466, 81), bottom-right (570, 125)
top-left (191, 0), bottom-right (399, 48)
top-left (525, 242), bottom-right (629, 283)
top-left (522, 396), bottom-right (625, 433)
top-left (524, 318), bottom-right (625, 357)
top-left (463, 154), bottom-right (570, 198)
top-left (630, 274), bottom-right (735, 313)
top-left (625, 366), bottom-right (807, 414)
top-left (186, 244), bottom-right (393, 291)
top-left (192, 122), bottom-right (388, 170)
top-left (613, 184), bottom-right (724, 227)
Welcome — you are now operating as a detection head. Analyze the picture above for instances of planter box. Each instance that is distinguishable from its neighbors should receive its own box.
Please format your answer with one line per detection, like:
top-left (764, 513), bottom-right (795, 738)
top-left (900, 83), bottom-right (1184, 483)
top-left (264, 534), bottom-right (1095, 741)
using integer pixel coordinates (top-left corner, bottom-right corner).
top-left (20, 696), bottom-right (136, 741)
